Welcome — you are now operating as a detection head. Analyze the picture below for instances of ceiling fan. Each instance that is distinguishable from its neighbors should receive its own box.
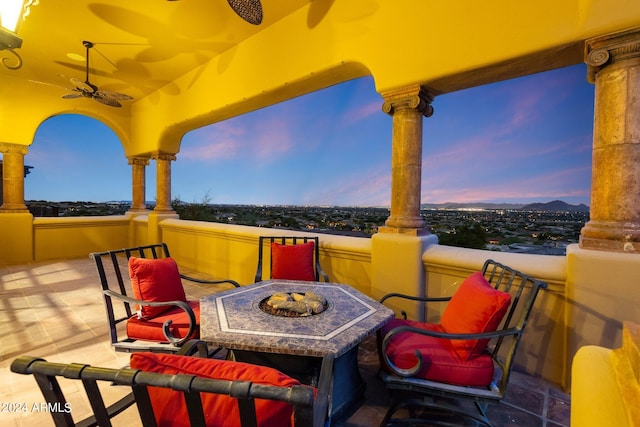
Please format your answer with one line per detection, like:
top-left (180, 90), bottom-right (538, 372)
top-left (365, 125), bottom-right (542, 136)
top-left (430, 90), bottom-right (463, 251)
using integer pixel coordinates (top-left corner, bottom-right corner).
top-left (62, 41), bottom-right (134, 108)
top-left (168, 0), bottom-right (263, 25)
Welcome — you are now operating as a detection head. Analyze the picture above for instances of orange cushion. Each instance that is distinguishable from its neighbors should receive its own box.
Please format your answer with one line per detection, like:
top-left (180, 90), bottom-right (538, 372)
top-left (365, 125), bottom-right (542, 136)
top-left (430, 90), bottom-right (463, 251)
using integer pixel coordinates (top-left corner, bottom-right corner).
top-left (441, 271), bottom-right (511, 360)
top-left (270, 241), bottom-right (315, 281)
top-left (127, 300), bottom-right (200, 342)
top-left (130, 352), bottom-right (307, 427)
top-left (380, 319), bottom-right (495, 386)
top-left (129, 256), bottom-right (186, 319)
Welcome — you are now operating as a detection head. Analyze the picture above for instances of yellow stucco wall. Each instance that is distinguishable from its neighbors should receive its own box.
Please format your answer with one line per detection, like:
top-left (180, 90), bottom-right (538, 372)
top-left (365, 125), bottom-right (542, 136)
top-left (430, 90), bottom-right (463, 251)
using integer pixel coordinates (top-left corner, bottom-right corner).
top-left (0, 213), bottom-right (33, 265)
top-left (571, 322), bottom-right (640, 427)
top-left (160, 219), bottom-right (373, 291)
top-left (32, 216), bottom-right (130, 261)
top-left (566, 246), bottom-right (640, 374)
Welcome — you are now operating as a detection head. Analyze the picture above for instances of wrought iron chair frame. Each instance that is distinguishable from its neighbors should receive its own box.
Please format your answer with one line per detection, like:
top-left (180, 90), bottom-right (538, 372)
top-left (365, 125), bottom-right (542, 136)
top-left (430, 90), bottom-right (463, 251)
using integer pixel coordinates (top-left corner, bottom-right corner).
top-left (377, 259), bottom-right (548, 427)
top-left (10, 340), bottom-right (319, 427)
top-left (254, 236), bottom-right (329, 283)
top-left (91, 243), bottom-right (240, 354)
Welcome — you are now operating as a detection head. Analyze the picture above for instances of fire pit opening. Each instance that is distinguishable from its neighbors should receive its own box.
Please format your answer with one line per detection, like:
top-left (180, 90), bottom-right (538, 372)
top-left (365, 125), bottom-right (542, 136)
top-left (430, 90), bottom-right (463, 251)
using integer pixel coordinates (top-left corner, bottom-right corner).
top-left (259, 291), bottom-right (328, 317)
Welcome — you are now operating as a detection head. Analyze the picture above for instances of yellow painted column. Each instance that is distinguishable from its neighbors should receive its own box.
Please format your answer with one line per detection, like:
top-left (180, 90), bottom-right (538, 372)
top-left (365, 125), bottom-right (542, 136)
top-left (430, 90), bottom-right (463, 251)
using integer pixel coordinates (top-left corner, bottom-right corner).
top-left (148, 152), bottom-right (178, 245)
top-left (581, 28), bottom-right (640, 252)
top-left (0, 143), bottom-right (29, 212)
top-left (379, 84), bottom-right (433, 236)
top-left (152, 152), bottom-right (175, 213)
top-left (128, 156), bottom-right (150, 213)
top-left (0, 142), bottom-right (33, 263)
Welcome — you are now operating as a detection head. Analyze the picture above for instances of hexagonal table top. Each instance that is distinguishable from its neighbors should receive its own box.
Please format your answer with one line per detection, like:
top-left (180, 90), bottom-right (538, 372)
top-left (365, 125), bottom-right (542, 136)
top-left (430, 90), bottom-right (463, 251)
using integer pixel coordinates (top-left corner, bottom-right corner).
top-left (200, 280), bottom-right (394, 357)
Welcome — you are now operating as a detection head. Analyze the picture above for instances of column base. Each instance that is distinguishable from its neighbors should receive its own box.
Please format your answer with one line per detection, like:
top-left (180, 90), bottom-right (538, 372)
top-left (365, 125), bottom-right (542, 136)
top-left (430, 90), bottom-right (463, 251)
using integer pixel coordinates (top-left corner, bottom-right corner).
top-left (580, 220), bottom-right (640, 252)
top-left (126, 208), bottom-right (151, 215)
top-left (0, 208), bottom-right (30, 213)
top-left (378, 225), bottom-right (430, 236)
top-left (383, 215), bottom-right (429, 235)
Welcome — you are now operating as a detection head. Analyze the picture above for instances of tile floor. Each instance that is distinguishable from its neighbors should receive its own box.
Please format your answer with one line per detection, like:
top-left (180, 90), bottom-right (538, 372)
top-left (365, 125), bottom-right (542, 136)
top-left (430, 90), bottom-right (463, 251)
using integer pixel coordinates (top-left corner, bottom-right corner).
top-left (0, 258), bottom-right (570, 426)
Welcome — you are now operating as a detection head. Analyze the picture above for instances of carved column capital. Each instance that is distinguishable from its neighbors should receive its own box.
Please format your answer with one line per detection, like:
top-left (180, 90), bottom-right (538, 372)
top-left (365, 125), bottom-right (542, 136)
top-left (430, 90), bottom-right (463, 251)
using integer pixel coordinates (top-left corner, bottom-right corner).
top-left (381, 84), bottom-right (434, 118)
top-left (0, 142), bottom-right (28, 155)
top-left (585, 27), bottom-right (640, 83)
top-left (151, 152), bottom-right (176, 162)
top-left (128, 156), bottom-right (150, 167)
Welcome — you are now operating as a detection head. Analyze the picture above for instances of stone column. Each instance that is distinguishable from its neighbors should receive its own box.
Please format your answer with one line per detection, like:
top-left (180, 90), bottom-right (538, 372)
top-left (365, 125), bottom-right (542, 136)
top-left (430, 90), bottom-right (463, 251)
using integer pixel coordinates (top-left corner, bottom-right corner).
top-left (581, 28), bottom-right (640, 252)
top-left (128, 157), bottom-right (150, 212)
top-left (152, 152), bottom-right (175, 213)
top-left (378, 84), bottom-right (434, 235)
top-left (0, 143), bottom-right (29, 212)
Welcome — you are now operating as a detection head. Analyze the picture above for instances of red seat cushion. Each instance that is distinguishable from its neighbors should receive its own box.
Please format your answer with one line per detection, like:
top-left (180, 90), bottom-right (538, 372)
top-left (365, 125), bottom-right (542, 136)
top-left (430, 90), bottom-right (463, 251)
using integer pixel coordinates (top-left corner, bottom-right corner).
top-left (380, 318), bottom-right (495, 386)
top-left (127, 300), bottom-right (200, 342)
top-left (130, 352), bottom-right (309, 427)
top-left (441, 271), bottom-right (511, 360)
top-left (129, 256), bottom-right (187, 319)
top-left (270, 241), bottom-right (316, 281)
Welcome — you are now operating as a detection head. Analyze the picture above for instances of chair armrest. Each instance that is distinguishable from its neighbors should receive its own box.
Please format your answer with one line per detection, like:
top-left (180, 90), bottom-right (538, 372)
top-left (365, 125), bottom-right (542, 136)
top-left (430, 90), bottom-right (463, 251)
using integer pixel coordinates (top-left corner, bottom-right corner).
top-left (379, 293), bottom-right (451, 319)
top-left (102, 290), bottom-right (197, 347)
top-left (180, 273), bottom-right (240, 288)
top-left (379, 293), bottom-right (451, 304)
top-left (380, 324), bottom-right (521, 377)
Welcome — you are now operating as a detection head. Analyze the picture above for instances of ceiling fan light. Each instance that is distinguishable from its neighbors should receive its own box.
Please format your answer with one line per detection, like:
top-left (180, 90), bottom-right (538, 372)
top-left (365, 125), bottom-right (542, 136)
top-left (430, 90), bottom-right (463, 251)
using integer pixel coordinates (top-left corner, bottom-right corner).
top-left (227, 0), bottom-right (263, 25)
top-left (0, 0), bottom-right (24, 33)
top-left (0, 26), bottom-right (22, 50)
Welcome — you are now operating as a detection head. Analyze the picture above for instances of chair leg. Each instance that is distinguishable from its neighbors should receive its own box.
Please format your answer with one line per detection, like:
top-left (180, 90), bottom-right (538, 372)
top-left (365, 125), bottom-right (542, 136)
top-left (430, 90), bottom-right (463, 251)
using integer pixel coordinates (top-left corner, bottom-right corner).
top-left (380, 394), bottom-right (494, 427)
top-left (473, 401), bottom-right (492, 427)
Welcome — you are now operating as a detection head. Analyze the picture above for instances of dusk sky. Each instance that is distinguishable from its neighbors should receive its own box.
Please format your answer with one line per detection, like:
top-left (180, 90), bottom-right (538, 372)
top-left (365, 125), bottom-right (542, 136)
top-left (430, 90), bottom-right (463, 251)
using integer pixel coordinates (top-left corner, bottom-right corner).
top-left (22, 63), bottom-right (594, 207)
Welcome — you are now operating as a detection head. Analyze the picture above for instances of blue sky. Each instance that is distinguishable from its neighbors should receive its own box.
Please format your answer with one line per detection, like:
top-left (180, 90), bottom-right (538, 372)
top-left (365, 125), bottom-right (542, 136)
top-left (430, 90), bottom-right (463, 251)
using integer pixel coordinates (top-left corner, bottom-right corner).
top-left (22, 63), bottom-right (594, 207)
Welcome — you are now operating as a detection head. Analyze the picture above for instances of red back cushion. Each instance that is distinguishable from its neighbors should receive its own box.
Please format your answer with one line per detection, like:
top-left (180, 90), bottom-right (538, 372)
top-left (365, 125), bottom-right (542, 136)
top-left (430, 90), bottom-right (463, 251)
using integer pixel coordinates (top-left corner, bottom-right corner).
top-left (130, 353), bottom-right (304, 427)
top-left (441, 271), bottom-right (511, 360)
top-left (270, 241), bottom-right (316, 281)
top-left (129, 256), bottom-right (186, 319)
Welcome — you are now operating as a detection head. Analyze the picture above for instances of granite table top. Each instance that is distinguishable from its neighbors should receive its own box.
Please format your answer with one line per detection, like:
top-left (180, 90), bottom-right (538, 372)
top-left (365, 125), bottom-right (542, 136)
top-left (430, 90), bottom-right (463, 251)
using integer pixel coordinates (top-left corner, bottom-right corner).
top-left (200, 280), bottom-right (395, 357)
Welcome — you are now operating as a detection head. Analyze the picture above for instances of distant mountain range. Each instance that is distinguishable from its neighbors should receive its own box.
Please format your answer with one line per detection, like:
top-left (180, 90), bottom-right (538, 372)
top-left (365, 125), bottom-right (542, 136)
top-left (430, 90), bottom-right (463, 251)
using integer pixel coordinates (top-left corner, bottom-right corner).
top-left (520, 200), bottom-right (590, 212)
top-left (421, 200), bottom-right (590, 212)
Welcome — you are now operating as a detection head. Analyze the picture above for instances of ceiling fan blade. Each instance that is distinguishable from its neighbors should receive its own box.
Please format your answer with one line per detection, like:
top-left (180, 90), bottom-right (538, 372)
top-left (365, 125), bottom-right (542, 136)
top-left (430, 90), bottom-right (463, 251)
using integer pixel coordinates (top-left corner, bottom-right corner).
top-left (62, 93), bottom-right (83, 99)
top-left (70, 77), bottom-right (96, 93)
top-left (95, 90), bottom-right (134, 101)
top-left (227, 0), bottom-right (263, 25)
top-left (94, 95), bottom-right (123, 108)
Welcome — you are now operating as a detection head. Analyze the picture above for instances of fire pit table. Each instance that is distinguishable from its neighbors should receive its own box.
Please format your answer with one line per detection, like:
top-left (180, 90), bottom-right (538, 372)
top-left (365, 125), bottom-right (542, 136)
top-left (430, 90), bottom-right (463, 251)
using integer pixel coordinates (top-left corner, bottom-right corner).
top-left (200, 280), bottom-right (394, 424)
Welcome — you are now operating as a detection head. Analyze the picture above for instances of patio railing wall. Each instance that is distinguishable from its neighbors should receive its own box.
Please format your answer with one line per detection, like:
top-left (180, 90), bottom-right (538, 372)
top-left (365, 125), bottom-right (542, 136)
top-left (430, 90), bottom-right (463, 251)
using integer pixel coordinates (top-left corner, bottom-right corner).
top-left (31, 214), bottom-right (569, 388)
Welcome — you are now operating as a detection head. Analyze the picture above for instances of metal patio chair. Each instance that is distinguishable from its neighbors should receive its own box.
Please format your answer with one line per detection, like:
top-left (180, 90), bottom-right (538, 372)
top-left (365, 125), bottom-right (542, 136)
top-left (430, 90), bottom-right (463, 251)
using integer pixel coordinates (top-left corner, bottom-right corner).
top-left (255, 236), bottom-right (329, 282)
top-left (11, 340), bottom-right (321, 427)
top-left (377, 259), bottom-right (547, 426)
top-left (91, 243), bottom-right (240, 355)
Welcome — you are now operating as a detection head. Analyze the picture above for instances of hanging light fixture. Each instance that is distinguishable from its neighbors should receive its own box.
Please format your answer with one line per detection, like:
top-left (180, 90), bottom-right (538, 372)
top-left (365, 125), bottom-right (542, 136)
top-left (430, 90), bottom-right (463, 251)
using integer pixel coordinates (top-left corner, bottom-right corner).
top-left (0, 0), bottom-right (38, 70)
top-left (227, 0), bottom-right (263, 25)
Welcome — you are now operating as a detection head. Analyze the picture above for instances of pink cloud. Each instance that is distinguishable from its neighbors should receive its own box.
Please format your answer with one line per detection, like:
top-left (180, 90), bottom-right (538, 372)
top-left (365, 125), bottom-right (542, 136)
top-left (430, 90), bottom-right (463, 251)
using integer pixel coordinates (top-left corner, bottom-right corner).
top-left (252, 117), bottom-right (294, 161)
top-left (422, 164), bottom-right (592, 204)
top-left (179, 139), bottom-right (238, 160)
top-left (179, 116), bottom-right (295, 163)
top-left (305, 165), bottom-right (391, 206)
top-left (341, 100), bottom-right (382, 127)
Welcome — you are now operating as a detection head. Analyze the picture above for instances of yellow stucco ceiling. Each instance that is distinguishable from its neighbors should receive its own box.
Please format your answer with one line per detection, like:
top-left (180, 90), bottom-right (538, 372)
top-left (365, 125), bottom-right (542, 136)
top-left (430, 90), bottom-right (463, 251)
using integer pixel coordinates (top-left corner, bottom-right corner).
top-left (10, 1), bottom-right (310, 102)
top-left (0, 0), bottom-right (639, 155)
